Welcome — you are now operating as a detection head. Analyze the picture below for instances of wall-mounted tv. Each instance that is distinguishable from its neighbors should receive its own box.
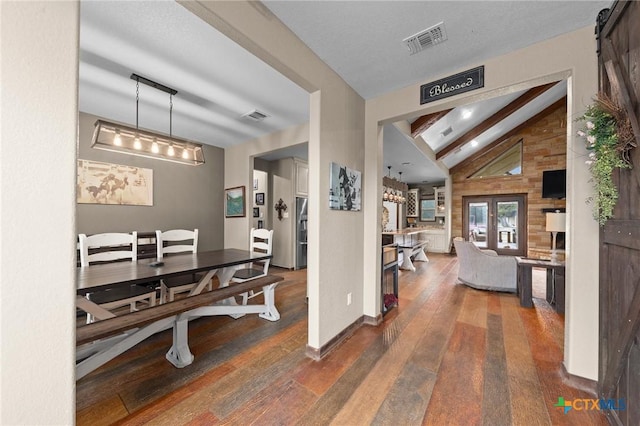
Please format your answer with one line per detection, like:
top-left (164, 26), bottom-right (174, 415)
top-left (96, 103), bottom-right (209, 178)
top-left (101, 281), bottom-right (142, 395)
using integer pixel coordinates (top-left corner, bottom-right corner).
top-left (542, 169), bottom-right (566, 199)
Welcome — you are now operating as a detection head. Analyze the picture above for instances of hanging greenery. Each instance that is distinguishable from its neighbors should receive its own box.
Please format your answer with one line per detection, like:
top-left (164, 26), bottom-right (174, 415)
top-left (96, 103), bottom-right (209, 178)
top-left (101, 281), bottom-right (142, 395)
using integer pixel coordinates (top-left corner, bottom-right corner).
top-left (577, 93), bottom-right (635, 226)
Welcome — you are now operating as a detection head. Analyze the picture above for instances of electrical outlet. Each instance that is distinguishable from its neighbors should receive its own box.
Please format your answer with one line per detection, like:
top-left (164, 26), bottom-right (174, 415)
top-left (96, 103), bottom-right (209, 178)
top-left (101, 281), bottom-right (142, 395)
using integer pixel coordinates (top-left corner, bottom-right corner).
top-left (347, 292), bottom-right (352, 306)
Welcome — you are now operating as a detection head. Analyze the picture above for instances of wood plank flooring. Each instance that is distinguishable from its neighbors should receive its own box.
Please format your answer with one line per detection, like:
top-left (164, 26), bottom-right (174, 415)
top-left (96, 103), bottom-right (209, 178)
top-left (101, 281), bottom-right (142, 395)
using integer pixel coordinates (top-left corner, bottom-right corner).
top-left (77, 254), bottom-right (609, 425)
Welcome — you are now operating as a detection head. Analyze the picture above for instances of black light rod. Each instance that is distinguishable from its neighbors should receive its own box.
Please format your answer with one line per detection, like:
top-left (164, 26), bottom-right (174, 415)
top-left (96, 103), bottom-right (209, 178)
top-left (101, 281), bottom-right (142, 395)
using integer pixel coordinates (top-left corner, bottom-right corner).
top-left (130, 73), bottom-right (178, 96)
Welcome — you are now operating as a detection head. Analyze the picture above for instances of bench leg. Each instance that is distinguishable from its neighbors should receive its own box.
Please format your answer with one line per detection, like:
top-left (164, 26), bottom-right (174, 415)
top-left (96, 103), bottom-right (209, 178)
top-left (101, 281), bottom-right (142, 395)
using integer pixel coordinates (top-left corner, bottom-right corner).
top-left (414, 248), bottom-right (429, 263)
top-left (76, 317), bottom-right (174, 380)
top-left (400, 248), bottom-right (416, 271)
top-left (259, 284), bottom-right (280, 321)
top-left (166, 315), bottom-right (194, 368)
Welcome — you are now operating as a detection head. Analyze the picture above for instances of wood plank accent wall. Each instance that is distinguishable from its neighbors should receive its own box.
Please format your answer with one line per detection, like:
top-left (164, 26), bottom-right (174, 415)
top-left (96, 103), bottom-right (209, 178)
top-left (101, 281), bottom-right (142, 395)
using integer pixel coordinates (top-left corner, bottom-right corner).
top-left (450, 101), bottom-right (567, 256)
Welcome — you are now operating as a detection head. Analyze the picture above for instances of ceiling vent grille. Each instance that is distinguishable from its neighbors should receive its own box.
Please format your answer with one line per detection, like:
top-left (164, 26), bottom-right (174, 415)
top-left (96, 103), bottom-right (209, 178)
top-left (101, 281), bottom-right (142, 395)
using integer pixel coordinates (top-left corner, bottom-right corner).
top-left (441, 126), bottom-right (453, 137)
top-left (242, 109), bottom-right (269, 122)
top-left (403, 22), bottom-right (447, 55)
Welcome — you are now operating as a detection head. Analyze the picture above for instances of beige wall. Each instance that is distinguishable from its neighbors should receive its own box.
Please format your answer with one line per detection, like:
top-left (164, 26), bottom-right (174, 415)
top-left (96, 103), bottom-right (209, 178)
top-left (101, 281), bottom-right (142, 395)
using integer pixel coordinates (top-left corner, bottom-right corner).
top-left (451, 102), bottom-right (568, 255)
top-left (77, 113), bottom-right (225, 251)
top-left (184, 2), bottom-right (367, 349)
top-left (271, 158), bottom-right (294, 269)
top-left (366, 27), bottom-right (600, 380)
top-left (0, 2), bottom-right (77, 423)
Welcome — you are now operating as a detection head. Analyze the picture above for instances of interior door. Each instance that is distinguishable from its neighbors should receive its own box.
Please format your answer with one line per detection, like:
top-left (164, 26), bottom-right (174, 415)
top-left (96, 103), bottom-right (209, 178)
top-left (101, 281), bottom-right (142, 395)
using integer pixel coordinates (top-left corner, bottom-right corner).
top-left (597, 2), bottom-right (640, 423)
top-left (463, 194), bottom-right (527, 256)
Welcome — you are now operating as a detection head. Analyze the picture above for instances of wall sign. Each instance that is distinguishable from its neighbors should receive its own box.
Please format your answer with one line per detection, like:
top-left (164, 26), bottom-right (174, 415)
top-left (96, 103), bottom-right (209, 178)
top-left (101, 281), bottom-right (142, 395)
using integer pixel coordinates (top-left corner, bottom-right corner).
top-left (420, 66), bottom-right (484, 104)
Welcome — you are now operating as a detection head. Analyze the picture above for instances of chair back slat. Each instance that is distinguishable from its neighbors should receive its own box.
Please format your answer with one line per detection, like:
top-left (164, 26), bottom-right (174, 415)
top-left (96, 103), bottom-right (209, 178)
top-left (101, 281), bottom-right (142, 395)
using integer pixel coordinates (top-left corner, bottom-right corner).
top-left (156, 229), bottom-right (198, 259)
top-left (248, 228), bottom-right (273, 273)
top-left (79, 232), bottom-right (137, 267)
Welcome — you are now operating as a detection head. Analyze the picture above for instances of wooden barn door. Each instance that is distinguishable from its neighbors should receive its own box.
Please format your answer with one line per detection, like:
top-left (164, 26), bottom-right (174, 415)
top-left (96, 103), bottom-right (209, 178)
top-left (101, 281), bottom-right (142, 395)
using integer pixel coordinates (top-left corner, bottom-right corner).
top-left (596, 2), bottom-right (640, 425)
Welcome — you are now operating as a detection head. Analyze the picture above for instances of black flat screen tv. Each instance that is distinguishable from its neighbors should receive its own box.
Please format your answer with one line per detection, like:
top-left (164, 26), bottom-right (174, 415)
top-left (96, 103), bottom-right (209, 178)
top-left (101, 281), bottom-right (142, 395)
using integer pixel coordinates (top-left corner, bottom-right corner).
top-left (542, 169), bottom-right (566, 199)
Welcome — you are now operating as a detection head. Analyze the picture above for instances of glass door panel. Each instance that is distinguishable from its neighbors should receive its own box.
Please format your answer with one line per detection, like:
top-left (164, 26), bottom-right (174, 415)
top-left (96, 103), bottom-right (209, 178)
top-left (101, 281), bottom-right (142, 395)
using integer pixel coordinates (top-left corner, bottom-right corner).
top-left (463, 195), bottom-right (526, 256)
top-left (468, 202), bottom-right (488, 248)
top-left (496, 201), bottom-right (518, 250)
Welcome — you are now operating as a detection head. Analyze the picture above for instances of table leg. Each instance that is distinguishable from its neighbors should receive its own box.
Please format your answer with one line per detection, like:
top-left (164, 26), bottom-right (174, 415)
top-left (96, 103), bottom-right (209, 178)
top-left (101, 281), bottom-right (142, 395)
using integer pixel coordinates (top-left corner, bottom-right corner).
top-left (546, 269), bottom-right (554, 305)
top-left (554, 268), bottom-right (565, 314)
top-left (400, 248), bottom-right (416, 271)
top-left (216, 265), bottom-right (245, 318)
top-left (187, 269), bottom-right (218, 296)
top-left (414, 247), bottom-right (429, 263)
top-left (518, 265), bottom-right (533, 308)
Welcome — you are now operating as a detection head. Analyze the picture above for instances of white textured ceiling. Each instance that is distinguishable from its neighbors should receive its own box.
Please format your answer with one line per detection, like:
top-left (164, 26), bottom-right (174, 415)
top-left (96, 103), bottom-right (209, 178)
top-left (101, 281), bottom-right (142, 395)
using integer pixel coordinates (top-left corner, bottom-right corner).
top-left (79, 0), bottom-right (309, 149)
top-left (79, 1), bottom-right (610, 183)
top-left (264, 1), bottom-right (609, 99)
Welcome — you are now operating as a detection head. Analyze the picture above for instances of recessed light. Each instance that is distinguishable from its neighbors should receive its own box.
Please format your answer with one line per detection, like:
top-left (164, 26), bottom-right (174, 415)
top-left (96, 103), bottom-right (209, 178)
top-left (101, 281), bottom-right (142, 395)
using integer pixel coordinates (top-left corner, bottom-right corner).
top-left (471, 140), bottom-right (478, 147)
top-left (402, 162), bottom-right (411, 166)
top-left (462, 109), bottom-right (472, 119)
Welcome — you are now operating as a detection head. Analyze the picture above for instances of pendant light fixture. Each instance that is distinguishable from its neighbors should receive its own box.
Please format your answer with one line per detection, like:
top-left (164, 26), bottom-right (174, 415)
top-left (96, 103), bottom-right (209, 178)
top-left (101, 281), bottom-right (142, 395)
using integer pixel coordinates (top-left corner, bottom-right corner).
top-left (91, 73), bottom-right (205, 166)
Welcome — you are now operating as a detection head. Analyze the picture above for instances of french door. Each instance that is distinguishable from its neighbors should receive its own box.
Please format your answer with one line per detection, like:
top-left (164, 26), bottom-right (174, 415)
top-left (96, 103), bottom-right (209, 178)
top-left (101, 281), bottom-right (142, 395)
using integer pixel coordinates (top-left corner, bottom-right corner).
top-left (463, 194), bottom-right (527, 256)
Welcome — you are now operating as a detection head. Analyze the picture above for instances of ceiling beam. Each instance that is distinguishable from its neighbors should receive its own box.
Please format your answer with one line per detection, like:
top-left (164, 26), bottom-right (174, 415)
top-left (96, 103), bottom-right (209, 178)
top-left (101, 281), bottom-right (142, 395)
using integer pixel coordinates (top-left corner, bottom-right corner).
top-left (450, 96), bottom-right (567, 174)
top-left (436, 82), bottom-right (558, 160)
top-left (410, 109), bottom-right (452, 138)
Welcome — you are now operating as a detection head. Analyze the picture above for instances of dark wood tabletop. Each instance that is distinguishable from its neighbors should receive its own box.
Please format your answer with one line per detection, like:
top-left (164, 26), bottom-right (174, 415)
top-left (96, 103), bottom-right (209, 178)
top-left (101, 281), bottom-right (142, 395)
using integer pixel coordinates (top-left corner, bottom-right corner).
top-left (76, 249), bottom-right (271, 294)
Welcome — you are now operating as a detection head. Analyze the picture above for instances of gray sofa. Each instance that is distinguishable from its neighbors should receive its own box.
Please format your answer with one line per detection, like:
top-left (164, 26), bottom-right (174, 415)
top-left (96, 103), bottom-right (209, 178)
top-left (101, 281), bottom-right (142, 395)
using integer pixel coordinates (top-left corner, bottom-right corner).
top-left (453, 238), bottom-right (517, 293)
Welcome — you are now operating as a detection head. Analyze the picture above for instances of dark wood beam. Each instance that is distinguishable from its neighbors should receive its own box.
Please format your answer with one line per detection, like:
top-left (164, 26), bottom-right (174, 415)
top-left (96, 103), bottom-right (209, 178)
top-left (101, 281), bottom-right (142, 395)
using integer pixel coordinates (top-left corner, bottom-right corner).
top-left (410, 109), bottom-right (452, 138)
top-left (450, 96), bottom-right (566, 174)
top-left (436, 82), bottom-right (558, 160)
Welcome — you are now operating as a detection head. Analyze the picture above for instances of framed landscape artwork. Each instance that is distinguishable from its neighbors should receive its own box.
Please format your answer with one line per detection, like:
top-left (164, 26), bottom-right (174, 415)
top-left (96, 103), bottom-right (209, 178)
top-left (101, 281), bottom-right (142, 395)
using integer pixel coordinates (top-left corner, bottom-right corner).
top-left (225, 186), bottom-right (246, 217)
top-left (77, 159), bottom-right (153, 206)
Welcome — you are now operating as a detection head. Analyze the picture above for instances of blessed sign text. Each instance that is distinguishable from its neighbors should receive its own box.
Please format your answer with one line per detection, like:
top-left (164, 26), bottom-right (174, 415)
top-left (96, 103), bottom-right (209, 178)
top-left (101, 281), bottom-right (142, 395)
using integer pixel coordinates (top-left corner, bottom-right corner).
top-left (420, 66), bottom-right (484, 105)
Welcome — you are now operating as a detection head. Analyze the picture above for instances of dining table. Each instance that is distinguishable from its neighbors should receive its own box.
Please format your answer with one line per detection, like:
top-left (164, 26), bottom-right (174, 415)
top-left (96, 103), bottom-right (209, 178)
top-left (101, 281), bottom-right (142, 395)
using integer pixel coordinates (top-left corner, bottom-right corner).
top-left (76, 248), bottom-right (277, 379)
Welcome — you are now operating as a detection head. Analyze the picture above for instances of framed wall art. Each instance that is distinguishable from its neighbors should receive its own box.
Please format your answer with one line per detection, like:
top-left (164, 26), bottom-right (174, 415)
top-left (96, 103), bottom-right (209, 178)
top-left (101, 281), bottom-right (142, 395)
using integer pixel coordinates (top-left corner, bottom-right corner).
top-left (329, 162), bottom-right (361, 211)
top-left (255, 192), bottom-right (265, 205)
top-left (77, 159), bottom-right (153, 206)
top-left (225, 186), bottom-right (246, 217)
top-left (253, 207), bottom-right (260, 218)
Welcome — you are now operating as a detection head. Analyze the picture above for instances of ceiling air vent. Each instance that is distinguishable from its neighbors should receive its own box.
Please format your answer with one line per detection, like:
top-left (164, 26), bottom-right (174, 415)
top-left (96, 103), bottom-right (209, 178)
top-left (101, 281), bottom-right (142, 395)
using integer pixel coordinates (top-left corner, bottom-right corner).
top-left (403, 22), bottom-right (447, 55)
top-left (242, 109), bottom-right (269, 122)
top-left (441, 126), bottom-right (453, 137)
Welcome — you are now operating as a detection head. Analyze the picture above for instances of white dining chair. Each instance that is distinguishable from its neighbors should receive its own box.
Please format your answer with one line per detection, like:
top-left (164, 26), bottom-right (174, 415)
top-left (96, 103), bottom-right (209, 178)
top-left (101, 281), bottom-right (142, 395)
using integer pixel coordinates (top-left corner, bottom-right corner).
top-left (231, 228), bottom-right (274, 304)
top-left (156, 228), bottom-right (207, 303)
top-left (78, 232), bottom-right (157, 323)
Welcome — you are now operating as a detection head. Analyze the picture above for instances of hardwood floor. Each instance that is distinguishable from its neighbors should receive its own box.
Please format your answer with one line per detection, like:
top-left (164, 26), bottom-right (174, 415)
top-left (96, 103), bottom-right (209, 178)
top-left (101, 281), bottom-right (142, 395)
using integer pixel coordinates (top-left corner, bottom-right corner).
top-left (76, 254), bottom-right (608, 425)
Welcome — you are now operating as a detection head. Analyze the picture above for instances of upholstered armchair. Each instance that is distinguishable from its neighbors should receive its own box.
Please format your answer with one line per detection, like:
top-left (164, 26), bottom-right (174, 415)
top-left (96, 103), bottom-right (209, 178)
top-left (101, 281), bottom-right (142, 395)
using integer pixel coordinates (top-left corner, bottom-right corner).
top-left (453, 238), bottom-right (517, 292)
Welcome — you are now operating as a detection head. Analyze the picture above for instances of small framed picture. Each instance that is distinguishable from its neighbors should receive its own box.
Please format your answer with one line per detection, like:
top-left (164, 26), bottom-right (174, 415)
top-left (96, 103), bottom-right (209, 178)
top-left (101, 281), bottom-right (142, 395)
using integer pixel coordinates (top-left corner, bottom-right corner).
top-left (255, 192), bottom-right (265, 205)
top-left (253, 178), bottom-right (259, 190)
top-left (257, 220), bottom-right (264, 229)
top-left (224, 186), bottom-right (246, 218)
top-left (253, 207), bottom-right (260, 218)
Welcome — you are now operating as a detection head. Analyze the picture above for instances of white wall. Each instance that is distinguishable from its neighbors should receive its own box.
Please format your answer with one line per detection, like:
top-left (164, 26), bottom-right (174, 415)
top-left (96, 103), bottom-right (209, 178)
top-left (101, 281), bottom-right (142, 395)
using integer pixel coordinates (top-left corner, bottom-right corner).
top-left (0, 2), bottom-right (77, 423)
top-left (365, 26), bottom-right (601, 380)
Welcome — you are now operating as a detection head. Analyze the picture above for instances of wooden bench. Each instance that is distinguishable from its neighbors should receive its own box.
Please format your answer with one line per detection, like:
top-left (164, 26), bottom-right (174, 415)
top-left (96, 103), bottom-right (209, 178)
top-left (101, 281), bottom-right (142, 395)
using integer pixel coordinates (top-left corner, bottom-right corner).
top-left (398, 240), bottom-right (429, 271)
top-left (76, 274), bottom-right (284, 379)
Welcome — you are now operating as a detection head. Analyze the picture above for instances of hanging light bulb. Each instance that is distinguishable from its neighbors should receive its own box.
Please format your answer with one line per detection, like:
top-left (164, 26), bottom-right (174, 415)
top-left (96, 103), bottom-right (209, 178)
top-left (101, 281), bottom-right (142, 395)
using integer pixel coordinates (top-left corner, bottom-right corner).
top-left (113, 130), bottom-right (122, 146)
top-left (383, 188), bottom-right (389, 201)
top-left (167, 144), bottom-right (175, 157)
top-left (151, 138), bottom-right (159, 154)
top-left (182, 148), bottom-right (189, 160)
top-left (133, 134), bottom-right (142, 150)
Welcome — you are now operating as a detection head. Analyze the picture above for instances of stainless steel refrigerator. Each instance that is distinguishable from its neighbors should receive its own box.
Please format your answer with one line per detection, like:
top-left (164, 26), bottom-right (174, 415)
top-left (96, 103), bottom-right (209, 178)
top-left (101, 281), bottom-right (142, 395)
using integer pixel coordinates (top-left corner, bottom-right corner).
top-left (296, 197), bottom-right (308, 269)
